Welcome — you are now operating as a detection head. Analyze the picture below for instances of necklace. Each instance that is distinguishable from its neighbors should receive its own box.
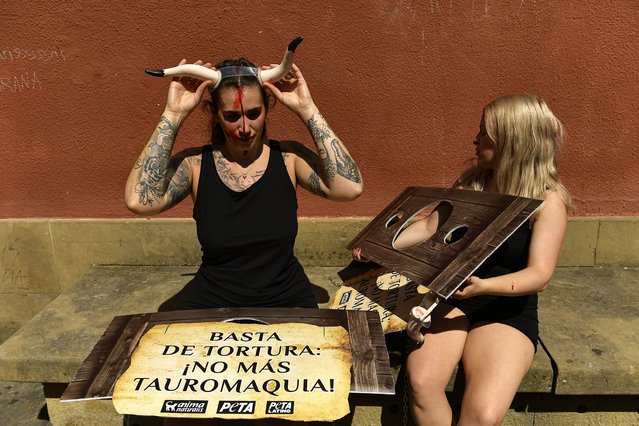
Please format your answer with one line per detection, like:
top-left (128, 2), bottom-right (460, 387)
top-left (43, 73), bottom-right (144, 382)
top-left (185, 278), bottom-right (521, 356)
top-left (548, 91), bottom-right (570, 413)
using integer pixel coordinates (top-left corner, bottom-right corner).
top-left (235, 162), bottom-right (253, 180)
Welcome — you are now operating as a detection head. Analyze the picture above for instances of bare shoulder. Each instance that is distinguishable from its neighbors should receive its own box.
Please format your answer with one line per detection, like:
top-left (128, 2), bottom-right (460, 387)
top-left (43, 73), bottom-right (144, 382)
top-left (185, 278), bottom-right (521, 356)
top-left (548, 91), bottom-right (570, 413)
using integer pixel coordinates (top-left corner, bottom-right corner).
top-left (535, 190), bottom-right (568, 223)
top-left (541, 190), bottom-right (567, 210)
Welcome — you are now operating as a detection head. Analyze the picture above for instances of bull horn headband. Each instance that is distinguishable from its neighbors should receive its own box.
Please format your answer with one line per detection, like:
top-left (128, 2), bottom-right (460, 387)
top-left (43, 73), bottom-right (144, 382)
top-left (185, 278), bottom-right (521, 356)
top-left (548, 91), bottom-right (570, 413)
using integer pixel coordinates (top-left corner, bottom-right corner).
top-left (145, 36), bottom-right (304, 90)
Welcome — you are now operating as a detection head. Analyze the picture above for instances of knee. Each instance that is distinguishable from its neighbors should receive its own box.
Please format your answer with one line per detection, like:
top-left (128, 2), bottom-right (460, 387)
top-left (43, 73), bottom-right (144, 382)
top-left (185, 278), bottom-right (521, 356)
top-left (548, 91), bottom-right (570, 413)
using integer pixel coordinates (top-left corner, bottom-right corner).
top-left (461, 404), bottom-right (507, 426)
top-left (406, 367), bottom-right (448, 398)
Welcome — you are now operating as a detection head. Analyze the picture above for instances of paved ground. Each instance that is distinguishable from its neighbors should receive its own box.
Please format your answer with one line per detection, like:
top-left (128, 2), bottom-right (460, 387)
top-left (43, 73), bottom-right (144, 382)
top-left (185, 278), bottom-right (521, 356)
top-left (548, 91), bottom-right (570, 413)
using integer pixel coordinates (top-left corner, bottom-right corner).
top-left (0, 381), bottom-right (50, 425)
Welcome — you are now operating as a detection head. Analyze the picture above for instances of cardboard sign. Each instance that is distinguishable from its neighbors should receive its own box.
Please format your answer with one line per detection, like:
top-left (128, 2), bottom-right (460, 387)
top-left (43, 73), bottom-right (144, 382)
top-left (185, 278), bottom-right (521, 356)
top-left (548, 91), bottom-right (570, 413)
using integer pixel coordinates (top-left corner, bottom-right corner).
top-left (112, 321), bottom-right (351, 421)
top-left (331, 265), bottom-right (429, 333)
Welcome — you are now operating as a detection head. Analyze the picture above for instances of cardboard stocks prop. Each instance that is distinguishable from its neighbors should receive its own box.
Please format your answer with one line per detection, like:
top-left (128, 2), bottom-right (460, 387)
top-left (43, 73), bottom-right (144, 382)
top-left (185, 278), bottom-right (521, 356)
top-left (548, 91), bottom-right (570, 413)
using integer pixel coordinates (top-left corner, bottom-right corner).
top-left (61, 308), bottom-right (393, 421)
top-left (332, 187), bottom-right (543, 333)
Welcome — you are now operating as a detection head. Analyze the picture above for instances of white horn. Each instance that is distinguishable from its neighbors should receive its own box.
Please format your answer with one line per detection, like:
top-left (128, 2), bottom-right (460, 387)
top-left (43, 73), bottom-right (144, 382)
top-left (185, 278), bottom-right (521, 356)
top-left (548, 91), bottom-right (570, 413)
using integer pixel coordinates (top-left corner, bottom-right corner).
top-left (258, 36), bottom-right (304, 84)
top-left (145, 65), bottom-right (222, 88)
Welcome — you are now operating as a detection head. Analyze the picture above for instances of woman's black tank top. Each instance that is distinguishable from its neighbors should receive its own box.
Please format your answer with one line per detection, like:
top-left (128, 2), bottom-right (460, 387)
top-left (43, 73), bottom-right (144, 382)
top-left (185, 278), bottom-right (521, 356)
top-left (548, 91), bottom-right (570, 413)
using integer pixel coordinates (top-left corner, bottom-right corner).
top-left (183, 142), bottom-right (316, 308)
top-left (448, 221), bottom-right (539, 337)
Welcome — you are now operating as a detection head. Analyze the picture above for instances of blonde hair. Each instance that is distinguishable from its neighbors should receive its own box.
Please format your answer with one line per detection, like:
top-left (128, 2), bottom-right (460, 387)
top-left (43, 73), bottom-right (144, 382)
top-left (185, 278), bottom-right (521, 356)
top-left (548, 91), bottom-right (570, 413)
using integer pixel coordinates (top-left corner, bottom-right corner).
top-left (457, 93), bottom-right (572, 209)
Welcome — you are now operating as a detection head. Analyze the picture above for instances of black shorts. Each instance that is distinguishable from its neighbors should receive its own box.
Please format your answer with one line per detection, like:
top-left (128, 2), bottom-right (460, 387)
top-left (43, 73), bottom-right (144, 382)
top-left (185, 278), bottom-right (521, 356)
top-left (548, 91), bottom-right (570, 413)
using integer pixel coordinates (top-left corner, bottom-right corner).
top-left (446, 293), bottom-right (539, 351)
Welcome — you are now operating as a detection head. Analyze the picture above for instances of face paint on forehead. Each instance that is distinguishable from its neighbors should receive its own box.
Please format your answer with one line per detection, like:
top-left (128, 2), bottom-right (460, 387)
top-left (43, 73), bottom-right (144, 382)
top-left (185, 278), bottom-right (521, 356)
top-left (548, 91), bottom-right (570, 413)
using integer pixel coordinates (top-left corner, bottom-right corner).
top-left (232, 86), bottom-right (247, 136)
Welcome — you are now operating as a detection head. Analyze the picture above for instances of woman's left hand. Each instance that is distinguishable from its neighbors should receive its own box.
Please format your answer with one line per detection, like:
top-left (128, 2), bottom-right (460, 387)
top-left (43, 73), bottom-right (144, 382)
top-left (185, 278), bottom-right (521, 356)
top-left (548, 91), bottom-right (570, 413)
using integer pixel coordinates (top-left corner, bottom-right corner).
top-left (262, 63), bottom-right (316, 120)
top-left (453, 276), bottom-right (489, 299)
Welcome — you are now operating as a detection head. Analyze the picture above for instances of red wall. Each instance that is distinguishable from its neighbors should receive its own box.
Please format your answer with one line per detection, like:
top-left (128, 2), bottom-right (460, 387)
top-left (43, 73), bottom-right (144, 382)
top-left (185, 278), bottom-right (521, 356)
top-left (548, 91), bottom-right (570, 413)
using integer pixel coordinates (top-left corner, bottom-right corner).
top-left (2, 1), bottom-right (638, 218)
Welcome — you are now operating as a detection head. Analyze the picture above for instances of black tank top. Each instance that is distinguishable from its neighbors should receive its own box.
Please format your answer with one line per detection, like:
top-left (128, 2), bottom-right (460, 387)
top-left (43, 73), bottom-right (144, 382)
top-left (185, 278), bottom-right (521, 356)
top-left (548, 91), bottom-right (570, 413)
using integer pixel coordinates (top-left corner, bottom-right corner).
top-left (184, 142), bottom-right (315, 308)
top-left (449, 221), bottom-right (538, 316)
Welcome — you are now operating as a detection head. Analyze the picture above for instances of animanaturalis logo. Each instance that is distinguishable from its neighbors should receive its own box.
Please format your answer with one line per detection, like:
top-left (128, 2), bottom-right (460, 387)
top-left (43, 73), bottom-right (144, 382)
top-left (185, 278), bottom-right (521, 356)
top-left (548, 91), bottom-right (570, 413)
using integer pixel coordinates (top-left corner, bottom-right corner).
top-left (161, 400), bottom-right (208, 413)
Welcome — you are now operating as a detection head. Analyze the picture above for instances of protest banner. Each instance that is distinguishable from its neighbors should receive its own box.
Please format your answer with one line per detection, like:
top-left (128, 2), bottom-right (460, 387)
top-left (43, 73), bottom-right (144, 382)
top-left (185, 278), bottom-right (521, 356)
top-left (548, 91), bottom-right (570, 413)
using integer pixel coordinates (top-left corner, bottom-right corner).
top-left (112, 321), bottom-right (351, 420)
top-left (61, 308), bottom-right (394, 422)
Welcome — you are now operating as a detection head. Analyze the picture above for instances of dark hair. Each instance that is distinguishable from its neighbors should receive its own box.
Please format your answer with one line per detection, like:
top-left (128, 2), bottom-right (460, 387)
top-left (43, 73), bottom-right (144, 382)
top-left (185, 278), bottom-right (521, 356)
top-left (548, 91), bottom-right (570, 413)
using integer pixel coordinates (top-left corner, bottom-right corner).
top-left (207, 58), bottom-right (271, 145)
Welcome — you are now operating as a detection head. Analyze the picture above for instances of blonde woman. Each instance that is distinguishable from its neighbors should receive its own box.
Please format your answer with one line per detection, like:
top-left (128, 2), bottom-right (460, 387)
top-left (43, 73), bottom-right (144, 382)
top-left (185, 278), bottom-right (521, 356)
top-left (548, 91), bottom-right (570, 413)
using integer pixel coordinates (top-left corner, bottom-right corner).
top-left (404, 94), bottom-right (571, 426)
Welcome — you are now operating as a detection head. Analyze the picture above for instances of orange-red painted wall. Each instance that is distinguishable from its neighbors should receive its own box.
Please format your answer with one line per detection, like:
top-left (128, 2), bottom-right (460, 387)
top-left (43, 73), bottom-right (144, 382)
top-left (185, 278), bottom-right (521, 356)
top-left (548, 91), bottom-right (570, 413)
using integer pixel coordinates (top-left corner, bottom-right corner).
top-left (2, 1), bottom-right (638, 218)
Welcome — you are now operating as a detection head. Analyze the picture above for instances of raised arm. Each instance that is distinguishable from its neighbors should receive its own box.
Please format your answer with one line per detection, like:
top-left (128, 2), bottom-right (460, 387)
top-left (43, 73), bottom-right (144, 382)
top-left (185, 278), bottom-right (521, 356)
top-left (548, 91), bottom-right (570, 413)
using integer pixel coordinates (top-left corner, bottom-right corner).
top-left (124, 59), bottom-right (211, 215)
top-left (263, 64), bottom-right (363, 201)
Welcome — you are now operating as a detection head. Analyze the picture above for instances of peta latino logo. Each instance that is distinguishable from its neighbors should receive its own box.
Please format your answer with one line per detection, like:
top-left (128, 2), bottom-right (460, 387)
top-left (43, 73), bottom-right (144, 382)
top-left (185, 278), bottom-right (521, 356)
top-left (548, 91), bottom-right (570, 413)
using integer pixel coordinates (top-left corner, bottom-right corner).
top-left (339, 291), bottom-right (351, 305)
top-left (216, 401), bottom-right (256, 414)
top-left (266, 401), bottom-right (295, 414)
top-left (161, 400), bottom-right (207, 414)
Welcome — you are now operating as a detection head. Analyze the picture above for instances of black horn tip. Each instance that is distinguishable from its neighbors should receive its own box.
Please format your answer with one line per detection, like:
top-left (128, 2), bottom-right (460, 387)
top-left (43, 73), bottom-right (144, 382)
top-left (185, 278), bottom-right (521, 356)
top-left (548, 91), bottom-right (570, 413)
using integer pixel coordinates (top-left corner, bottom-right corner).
top-left (288, 36), bottom-right (304, 52)
top-left (145, 69), bottom-right (165, 77)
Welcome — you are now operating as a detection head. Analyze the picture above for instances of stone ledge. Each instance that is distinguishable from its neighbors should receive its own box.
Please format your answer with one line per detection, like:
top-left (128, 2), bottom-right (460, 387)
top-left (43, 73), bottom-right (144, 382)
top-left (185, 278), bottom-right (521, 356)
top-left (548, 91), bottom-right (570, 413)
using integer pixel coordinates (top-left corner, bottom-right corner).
top-left (538, 267), bottom-right (639, 394)
top-left (0, 265), bottom-right (575, 395)
top-left (0, 265), bottom-right (198, 383)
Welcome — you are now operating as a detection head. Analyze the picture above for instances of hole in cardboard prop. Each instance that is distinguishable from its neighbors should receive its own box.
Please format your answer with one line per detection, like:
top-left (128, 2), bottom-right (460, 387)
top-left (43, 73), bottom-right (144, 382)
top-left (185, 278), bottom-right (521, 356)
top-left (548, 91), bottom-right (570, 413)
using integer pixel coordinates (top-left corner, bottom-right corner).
top-left (444, 225), bottom-right (468, 245)
top-left (385, 211), bottom-right (404, 228)
top-left (223, 317), bottom-right (270, 325)
top-left (392, 201), bottom-right (453, 250)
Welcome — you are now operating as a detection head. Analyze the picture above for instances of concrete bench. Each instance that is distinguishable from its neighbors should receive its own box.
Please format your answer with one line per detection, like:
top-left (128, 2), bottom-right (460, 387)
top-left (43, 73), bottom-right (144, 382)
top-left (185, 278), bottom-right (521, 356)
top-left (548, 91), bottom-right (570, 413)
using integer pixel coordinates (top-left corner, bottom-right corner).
top-left (0, 265), bottom-right (637, 425)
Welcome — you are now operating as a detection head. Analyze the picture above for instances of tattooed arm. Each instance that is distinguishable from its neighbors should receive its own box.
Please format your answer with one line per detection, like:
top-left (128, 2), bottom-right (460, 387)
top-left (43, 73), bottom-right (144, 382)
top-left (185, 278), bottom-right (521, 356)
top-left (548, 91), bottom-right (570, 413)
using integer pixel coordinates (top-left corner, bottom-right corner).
top-left (298, 107), bottom-right (363, 200)
top-left (125, 59), bottom-right (211, 214)
top-left (124, 115), bottom-right (200, 214)
top-left (262, 64), bottom-right (363, 201)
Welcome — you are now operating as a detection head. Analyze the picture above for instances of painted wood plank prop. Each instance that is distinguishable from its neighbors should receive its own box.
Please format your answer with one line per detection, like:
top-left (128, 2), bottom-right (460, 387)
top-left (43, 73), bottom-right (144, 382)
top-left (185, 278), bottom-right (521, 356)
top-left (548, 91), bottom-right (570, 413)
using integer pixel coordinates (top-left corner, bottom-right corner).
top-left (60, 308), bottom-right (393, 421)
top-left (334, 187), bottom-right (543, 331)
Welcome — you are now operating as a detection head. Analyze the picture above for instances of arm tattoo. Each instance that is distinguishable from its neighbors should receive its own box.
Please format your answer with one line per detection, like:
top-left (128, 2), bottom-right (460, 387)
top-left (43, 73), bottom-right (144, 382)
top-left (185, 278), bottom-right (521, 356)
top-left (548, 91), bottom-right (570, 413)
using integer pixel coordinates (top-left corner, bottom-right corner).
top-left (187, 155), bottom-right (201, 167)
top-left (133, 116), bottom-right (178, 206)
top-left (162, 158), bottom-right (191, 211)
top-left (306, 113), bottom-right (332, 142)
top-left (317, 139), bottom-right (337, 183)
top-left (332, 139), bottom-right (361, 183)
top-left (307, 171), bottom-right (327, 198)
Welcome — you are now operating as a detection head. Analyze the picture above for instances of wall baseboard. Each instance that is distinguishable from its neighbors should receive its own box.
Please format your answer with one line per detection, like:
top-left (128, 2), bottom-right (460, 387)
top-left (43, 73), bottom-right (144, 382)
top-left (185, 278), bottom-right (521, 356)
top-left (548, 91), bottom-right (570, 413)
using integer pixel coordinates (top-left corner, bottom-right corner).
top-left (0, 217), bottom-right (637, 333)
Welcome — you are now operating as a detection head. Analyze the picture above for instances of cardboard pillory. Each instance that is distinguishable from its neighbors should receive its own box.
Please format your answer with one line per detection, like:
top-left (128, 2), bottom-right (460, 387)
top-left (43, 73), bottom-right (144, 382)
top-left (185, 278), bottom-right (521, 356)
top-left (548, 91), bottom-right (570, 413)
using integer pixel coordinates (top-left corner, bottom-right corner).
top-left (61, 308), bottom-right (393, 421)
top-left (332, 187), bottom-right (543, 332)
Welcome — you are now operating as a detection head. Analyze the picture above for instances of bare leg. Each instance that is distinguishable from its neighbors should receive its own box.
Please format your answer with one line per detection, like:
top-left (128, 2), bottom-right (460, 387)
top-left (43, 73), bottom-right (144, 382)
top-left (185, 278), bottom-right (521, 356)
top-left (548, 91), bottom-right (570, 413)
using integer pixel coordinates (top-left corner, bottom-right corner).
top-left (406, 304), bottom-right (470, 426)
top-left (457, 322), bottom-right (534, 426)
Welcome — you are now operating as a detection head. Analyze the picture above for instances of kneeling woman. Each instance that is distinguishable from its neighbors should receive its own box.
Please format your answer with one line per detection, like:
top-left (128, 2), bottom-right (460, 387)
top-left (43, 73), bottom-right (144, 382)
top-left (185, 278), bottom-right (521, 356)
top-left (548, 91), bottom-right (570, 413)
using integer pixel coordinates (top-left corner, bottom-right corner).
top-left (125, 42), bottom-right (363, 310)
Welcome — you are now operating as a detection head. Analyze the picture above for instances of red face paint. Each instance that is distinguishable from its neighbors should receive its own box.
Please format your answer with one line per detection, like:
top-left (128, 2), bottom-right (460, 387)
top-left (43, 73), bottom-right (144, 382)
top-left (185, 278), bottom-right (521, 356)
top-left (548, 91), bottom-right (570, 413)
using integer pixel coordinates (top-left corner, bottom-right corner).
top-left (233, 70), bottom-right (247, 137)
top-left (232, 86), bottom-right (249, 157)
top-left (232, 85), bottom-right (247, 138)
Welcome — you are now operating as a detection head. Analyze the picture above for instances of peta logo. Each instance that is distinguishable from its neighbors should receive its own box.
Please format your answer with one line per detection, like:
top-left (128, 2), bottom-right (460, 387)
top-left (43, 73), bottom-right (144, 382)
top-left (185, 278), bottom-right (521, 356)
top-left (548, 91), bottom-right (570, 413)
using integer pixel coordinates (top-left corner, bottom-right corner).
top-left (216, 401), bottom-right (256, 414)
top-left (161, 400), bottom-right (207, 413)
top-left (266, 401), bottom-right (294, 414)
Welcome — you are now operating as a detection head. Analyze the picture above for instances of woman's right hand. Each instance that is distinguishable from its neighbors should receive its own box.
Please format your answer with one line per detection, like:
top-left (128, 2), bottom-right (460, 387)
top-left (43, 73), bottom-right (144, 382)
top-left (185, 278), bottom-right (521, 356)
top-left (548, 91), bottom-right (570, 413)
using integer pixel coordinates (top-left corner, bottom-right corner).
top-left (164, 59), bottom-right (213, 120)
